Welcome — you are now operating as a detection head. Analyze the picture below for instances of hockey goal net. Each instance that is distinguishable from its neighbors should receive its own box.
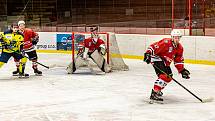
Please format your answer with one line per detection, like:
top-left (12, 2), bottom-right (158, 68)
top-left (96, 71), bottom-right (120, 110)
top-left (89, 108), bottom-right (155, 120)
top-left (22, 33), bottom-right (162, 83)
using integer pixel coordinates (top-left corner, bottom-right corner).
top-left (70, 32), bottom-right (129, 71)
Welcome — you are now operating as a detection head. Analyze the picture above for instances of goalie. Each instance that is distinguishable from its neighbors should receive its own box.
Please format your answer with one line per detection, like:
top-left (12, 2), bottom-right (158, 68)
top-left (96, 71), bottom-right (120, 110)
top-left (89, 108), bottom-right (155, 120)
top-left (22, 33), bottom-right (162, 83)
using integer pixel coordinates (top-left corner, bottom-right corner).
top-left (66, 30), bottom-right (111, 74)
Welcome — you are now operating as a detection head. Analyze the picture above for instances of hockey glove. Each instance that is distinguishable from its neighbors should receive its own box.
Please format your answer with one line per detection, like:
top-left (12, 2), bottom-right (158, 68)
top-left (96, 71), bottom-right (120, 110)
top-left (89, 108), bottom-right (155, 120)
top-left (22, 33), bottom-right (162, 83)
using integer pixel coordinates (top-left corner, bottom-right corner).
top-left (180, 68), bottom-right (190, 79)
top-left (21, 50), bottom-right (25, 57)
top-left (0, 34), bottom-right (2, 39)
top-left (32, 37), bottom-right (39, 45)
top-left (19, 44), bottom-right (25, 57)
top-left (143, 53), bottom-right (151, 64)
top-left (6, 41), bottom-right (15, 50)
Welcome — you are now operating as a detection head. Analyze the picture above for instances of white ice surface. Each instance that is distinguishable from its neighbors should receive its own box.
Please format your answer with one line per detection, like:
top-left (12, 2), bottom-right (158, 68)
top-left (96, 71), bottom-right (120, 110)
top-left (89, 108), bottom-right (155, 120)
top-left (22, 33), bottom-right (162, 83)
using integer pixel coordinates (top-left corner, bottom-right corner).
top-left (0, 53), bottom-right (215, 121)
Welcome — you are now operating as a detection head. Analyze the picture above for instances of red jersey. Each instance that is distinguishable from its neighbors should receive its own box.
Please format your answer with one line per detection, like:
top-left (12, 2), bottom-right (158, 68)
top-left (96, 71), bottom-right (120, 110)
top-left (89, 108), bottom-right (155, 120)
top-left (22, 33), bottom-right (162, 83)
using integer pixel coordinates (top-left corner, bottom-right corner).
top-left (22, 28), bottom-right (38, 50)
top-left (79, 37), bottom-right (105, 53)
top-left (145, 38), bottom-right (184, 72)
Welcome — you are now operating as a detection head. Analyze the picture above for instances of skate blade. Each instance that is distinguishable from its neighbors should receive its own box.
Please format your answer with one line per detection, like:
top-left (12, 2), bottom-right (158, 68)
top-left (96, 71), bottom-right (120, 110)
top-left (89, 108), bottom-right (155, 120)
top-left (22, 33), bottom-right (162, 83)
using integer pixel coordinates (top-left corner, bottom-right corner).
top-left (149, 99), bottom-right (164, 104)
top-left (35, 73), bottom-right (42, 76)
top-left (18, 76), bottom-right (29, 79)
top-left (202, 97), bottom-right (214, 103)
top-left (94, 71), bottom-right (105, 75)
top-left (13, 74), bottom-right (19, 76)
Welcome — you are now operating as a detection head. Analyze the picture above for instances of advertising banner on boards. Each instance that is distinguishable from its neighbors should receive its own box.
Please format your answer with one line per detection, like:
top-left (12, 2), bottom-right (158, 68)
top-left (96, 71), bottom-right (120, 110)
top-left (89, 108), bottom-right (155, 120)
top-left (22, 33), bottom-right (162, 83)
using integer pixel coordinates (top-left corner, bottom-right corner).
top-left (56, 33), bottom-right (85, 51)
top-left (36, 32), bottom-right (56, 50)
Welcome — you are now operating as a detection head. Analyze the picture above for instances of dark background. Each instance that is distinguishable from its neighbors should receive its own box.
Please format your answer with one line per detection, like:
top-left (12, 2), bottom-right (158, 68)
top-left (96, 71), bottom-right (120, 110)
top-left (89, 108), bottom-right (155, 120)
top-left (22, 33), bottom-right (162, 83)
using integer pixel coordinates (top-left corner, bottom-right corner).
top-left (1, 0), bottom-right (215, 35)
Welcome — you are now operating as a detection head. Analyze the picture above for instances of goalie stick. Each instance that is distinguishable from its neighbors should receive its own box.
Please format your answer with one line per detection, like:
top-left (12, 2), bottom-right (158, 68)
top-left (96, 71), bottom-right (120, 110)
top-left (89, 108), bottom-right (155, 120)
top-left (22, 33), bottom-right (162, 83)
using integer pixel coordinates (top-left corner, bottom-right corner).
top-left (151, 63), bottom-right (213, 103)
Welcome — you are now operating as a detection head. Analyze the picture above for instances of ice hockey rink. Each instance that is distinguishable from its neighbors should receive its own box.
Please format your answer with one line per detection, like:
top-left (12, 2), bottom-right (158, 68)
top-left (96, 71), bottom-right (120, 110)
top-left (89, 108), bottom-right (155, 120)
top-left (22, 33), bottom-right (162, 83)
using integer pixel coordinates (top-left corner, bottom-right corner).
top-left (0, 53), bottom-right (215, 121)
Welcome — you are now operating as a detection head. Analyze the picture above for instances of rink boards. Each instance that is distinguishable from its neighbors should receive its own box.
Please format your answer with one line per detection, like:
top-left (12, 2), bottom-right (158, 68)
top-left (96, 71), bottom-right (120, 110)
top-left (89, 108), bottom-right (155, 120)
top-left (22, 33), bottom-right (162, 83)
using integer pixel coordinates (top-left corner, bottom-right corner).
top-left (0, 32), bottom-right (215, 65)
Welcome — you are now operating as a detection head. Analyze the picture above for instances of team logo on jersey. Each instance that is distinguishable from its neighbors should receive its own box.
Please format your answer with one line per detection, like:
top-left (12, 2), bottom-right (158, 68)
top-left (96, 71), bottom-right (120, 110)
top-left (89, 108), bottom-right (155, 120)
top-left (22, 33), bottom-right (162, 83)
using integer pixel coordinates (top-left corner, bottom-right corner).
top-left (154, 44), bottom-right (159, 48)
top-left (168, 47), bottom-right (173, 53)
top-left (164, 39), bottom-right (169, 43)
top-left (5, 35), bottom-right (12, 39)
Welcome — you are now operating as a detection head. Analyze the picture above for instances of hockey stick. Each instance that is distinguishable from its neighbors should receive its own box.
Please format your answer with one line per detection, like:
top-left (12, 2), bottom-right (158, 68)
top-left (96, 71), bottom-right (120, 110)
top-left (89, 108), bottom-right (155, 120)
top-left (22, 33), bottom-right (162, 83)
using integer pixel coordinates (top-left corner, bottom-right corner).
top-left (22, 54), bottom-right (50, 69)
top-left (13, 50), bottom-right (50, 69)
top-left (17, 0), bottom-right (31, 20)
top-left (148, 61), bottom-right (213, 103)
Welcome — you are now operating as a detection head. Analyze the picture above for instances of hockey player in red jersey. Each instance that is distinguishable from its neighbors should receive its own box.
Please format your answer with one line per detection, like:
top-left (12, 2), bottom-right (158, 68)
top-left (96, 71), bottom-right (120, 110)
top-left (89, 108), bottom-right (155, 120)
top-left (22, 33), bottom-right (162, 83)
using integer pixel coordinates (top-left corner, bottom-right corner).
top-left (12, 20), bottom-right (42, 76)
top-left (66, 27), bottom-right (111, 74)
top-left (143, 29), bottom-right (190, 102)
top-left (78, 33), bottom-right (106, 57)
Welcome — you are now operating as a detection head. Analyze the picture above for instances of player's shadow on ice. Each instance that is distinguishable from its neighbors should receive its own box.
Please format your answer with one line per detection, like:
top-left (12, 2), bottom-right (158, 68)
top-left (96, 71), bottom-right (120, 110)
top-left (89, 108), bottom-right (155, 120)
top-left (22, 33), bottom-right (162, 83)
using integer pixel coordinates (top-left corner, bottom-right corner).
top-left (45, 67), bottom-right (105, 76)
top-left (163, 95), bottom-right (183, 104)
top-left (0, 77), bottom-right (31, 82)
top-left (71, 72), bottom-right (106, 76)
top-left (139, 95), bottom-right (193, 105)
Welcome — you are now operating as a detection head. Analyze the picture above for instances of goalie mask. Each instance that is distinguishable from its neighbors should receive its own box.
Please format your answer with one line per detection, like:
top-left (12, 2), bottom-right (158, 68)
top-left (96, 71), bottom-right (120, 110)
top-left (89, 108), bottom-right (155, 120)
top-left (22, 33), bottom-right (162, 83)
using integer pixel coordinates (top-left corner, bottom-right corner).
top-left (91, 33), bottom-right (99, 44)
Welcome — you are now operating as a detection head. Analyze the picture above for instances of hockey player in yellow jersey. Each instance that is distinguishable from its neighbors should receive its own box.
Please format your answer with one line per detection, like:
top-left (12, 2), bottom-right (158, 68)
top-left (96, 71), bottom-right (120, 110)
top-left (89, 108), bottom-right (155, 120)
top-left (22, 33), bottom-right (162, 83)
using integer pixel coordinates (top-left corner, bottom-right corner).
top-left (0, 23), bottom-right (29, 78)
top-left (0, 32), bottom-right (2, 48)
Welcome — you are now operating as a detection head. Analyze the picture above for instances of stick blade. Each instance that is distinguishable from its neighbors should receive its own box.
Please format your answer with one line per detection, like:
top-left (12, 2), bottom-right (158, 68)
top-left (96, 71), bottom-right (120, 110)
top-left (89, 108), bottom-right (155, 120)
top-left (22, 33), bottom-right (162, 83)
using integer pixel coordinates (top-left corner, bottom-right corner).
top-left (48, 64), bottom-right (57, 68)
top-left (48, 64), bottom-right (65, 68)
top-left (202, 97), bottom-right (214, 103)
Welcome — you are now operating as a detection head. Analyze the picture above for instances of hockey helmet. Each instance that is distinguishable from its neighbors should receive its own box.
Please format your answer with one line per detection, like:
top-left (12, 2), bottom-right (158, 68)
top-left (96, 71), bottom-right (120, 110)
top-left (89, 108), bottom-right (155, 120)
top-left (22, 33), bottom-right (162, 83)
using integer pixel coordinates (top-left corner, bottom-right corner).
top-left (18, 20), bottom-right (25, 26)
top-left (171, 29), bottom-right (182, 37)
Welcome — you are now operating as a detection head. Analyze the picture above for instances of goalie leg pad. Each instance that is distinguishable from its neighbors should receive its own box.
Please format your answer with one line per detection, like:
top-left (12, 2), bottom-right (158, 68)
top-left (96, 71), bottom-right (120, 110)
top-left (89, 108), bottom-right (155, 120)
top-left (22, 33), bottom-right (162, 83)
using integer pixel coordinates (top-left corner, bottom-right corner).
top-left (66, 62), bottom-right (76, 74)
top-left (90, 50), bottom-right (111, 73)
top-left (66, 55), bottom-right (87, 74)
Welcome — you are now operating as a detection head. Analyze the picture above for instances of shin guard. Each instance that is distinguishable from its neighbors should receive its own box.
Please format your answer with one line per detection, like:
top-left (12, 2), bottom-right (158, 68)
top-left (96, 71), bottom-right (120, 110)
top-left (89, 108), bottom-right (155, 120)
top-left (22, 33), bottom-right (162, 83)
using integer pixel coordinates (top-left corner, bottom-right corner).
top-left (153, 74), bottom-right (172, 92)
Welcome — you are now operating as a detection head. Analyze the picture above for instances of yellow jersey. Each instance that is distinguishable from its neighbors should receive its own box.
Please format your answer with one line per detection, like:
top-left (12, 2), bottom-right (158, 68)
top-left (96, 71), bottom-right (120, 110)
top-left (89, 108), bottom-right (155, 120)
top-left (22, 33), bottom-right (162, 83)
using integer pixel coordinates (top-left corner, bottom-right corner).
top-left (0, 30), bottom-right (24, 53)
top-left (0, 32), bottom-right (2, 48)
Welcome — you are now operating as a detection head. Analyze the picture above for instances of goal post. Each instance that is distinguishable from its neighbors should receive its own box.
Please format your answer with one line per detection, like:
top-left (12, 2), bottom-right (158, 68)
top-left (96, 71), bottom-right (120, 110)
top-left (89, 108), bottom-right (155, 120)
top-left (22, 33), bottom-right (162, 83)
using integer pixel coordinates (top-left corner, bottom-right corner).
top-left (71, 32), bottom-right (129, 71)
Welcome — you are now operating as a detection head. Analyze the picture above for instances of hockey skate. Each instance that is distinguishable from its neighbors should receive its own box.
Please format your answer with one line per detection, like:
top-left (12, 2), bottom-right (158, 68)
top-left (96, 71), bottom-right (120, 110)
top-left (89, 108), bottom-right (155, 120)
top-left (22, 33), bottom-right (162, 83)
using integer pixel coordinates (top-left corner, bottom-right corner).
top-left (34, 69), bottom-right (42, 76)
top-left (149, 89), bottom-right (164, 104)
top-left (157, 91), bottom-right (163, 97)
top-left (12, 68), bottom-right (19, 76)
top-left (18, 72), bottom-right (29, 78)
